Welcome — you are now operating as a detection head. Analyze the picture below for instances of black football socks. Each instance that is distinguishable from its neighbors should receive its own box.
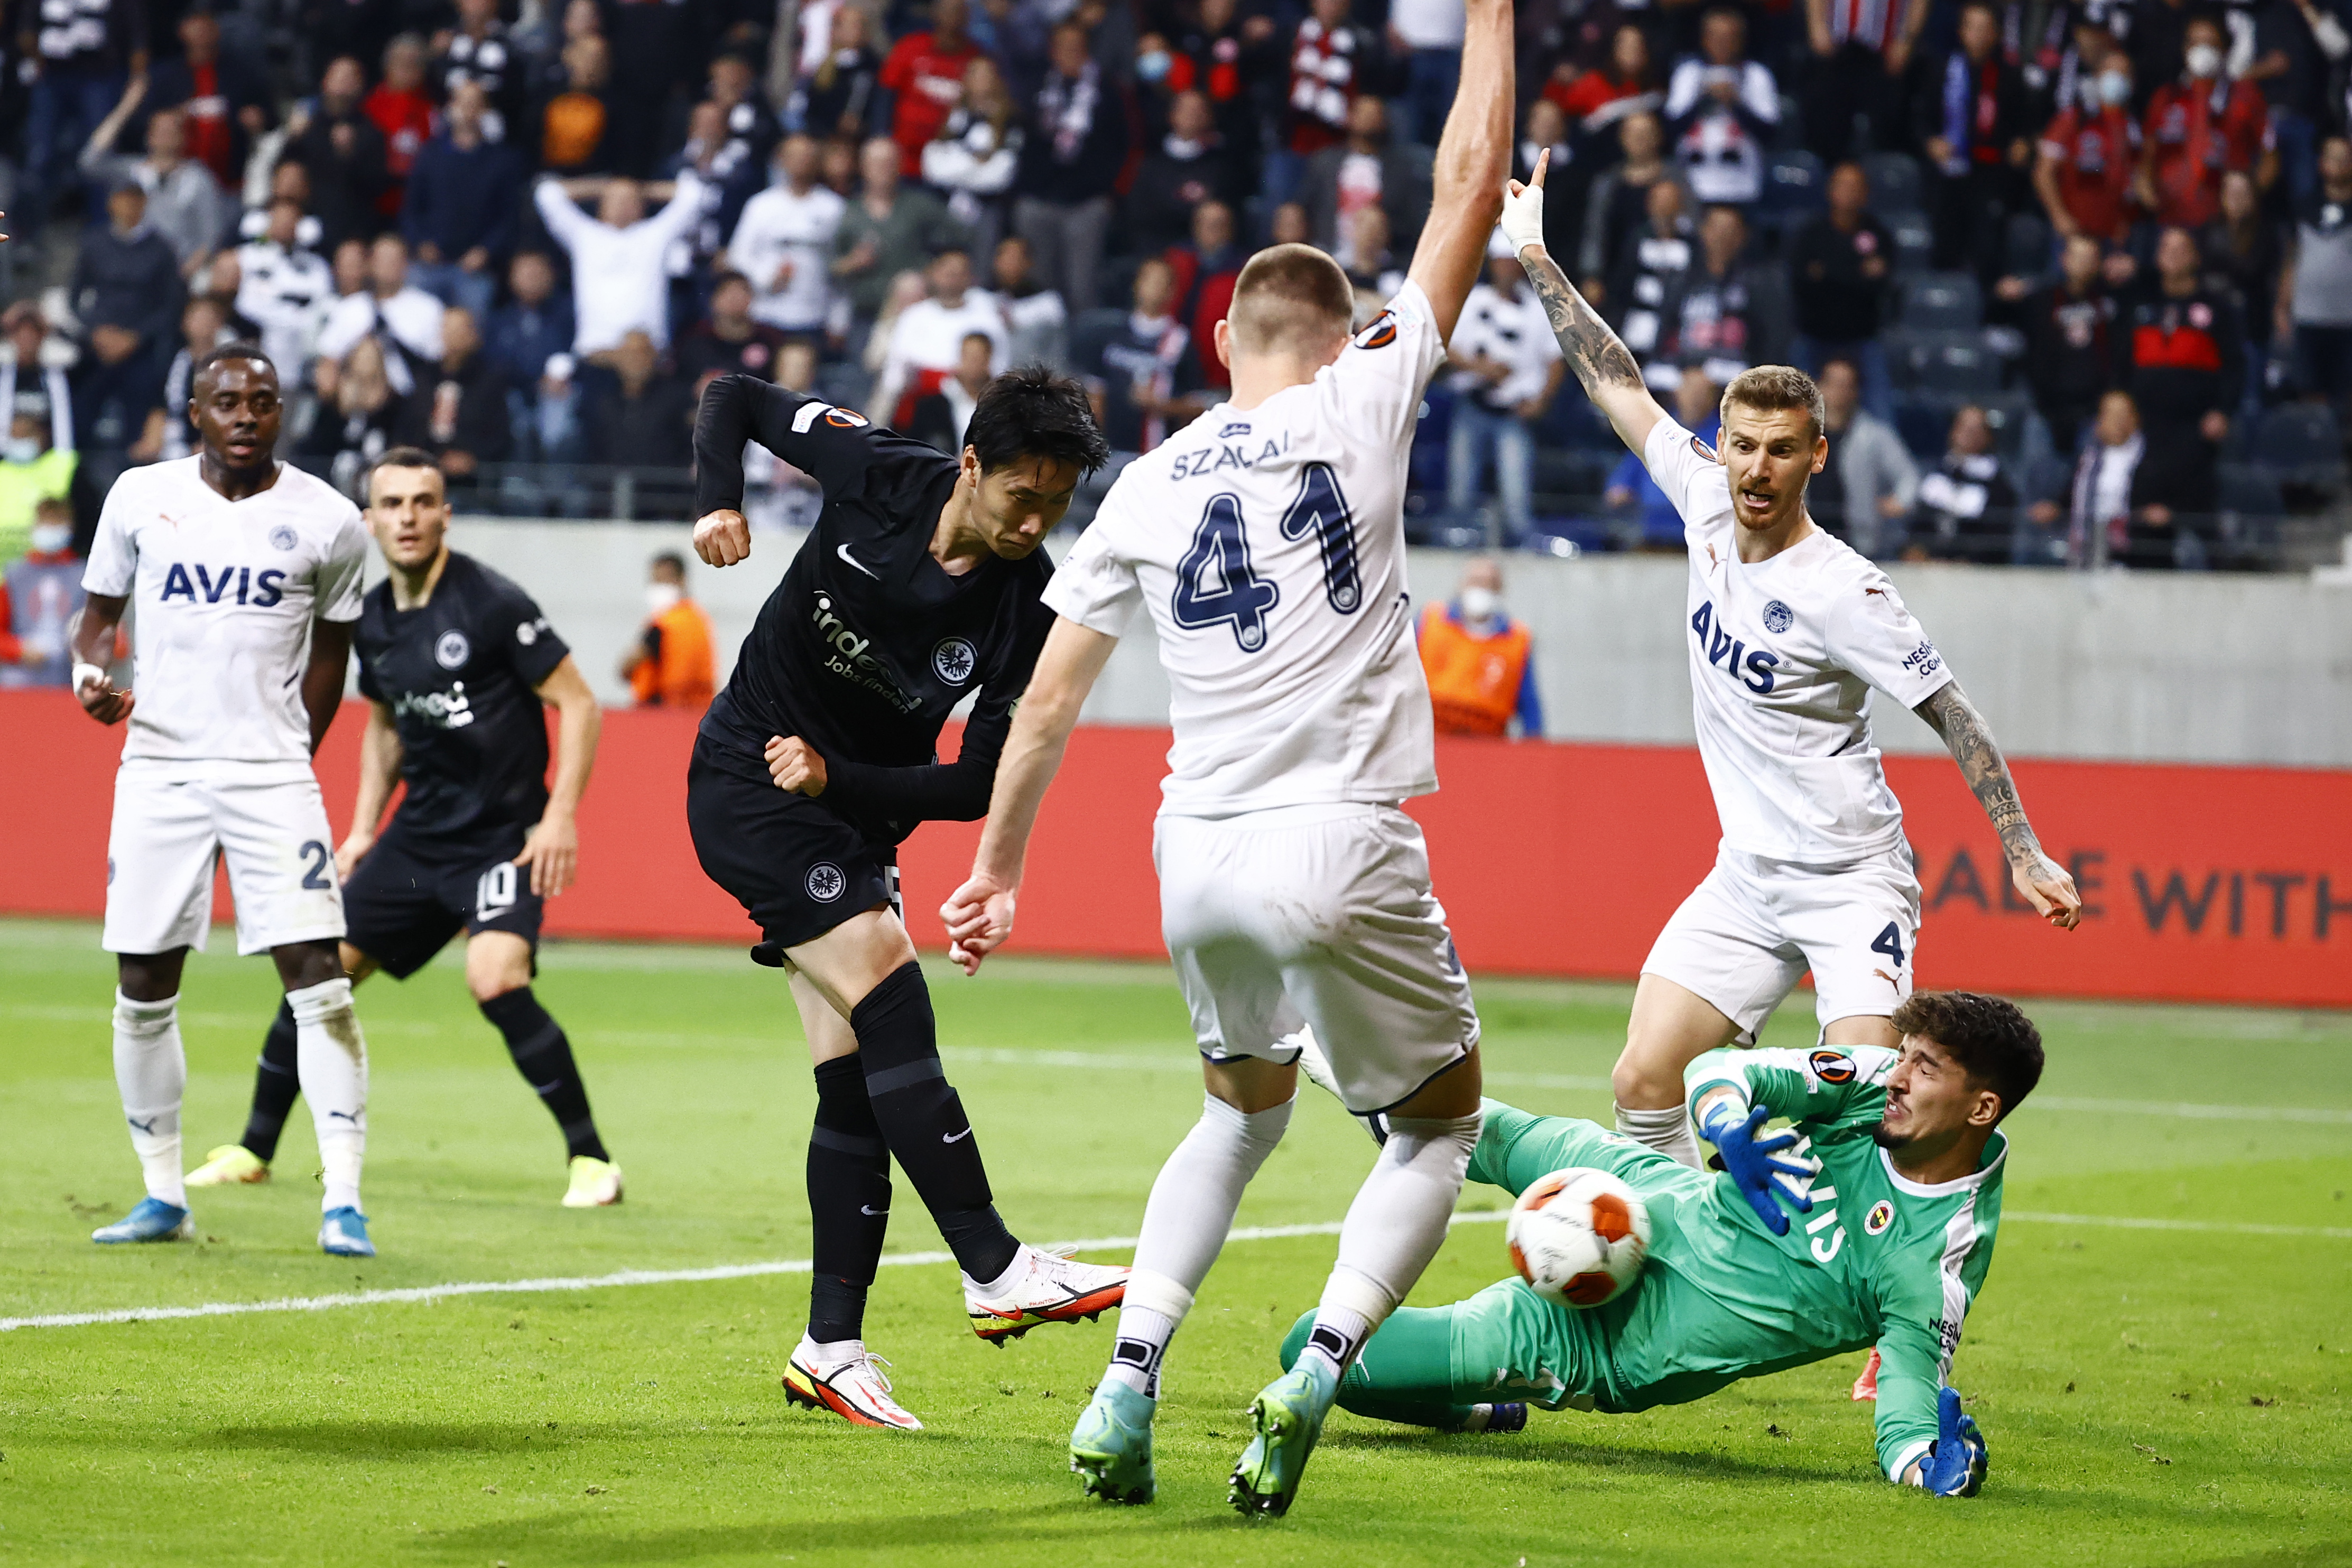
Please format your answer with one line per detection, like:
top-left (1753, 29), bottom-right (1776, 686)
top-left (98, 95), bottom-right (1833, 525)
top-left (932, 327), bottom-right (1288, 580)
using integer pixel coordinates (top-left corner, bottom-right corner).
top-left (807, 1054), bottom-right (892, 1343)
top-left (479, 988), bottom-right (609, 1162)
top-left (239, 999), bottom-right (303, 1163)
top-left (847, 961), bottom-right (1020, 1283)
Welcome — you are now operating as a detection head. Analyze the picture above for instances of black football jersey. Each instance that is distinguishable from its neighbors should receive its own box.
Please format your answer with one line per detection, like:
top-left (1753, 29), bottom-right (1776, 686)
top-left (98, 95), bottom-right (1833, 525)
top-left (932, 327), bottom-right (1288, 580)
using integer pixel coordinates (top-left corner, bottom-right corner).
top-left (692, 375), bottom-right (1054, 843)
top-left (355, 551), bottom-right (572, 841)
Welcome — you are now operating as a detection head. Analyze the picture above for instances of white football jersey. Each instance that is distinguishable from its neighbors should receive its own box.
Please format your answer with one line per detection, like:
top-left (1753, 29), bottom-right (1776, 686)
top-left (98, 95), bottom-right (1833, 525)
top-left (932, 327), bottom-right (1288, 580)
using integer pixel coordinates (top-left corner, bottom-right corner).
top-left (1047, 280), bottom-right (1446, 817)
top-left (1642, 416), bottom-right (1956, 864)
top-left (84, 458), bottom-right (368, 767)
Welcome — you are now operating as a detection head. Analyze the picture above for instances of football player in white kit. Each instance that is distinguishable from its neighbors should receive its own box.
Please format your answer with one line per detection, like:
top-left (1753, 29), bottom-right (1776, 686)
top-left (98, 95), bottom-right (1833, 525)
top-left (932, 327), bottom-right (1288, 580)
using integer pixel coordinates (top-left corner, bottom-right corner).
top-left (69, 345), bottom-right (379, 1258)
top-left (940, 0), bottom-right (1514, 1518)
top-left (1493, 159), bottom-right (2080, 1387)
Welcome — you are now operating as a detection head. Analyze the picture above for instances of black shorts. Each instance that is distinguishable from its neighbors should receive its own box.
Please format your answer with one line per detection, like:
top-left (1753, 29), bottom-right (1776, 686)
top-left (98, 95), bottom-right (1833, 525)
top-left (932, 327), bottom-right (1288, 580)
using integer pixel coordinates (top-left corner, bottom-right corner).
top-left (342, 825), bottom-right (545, 980)
top-left (687, 739), bottom-right (903, 953)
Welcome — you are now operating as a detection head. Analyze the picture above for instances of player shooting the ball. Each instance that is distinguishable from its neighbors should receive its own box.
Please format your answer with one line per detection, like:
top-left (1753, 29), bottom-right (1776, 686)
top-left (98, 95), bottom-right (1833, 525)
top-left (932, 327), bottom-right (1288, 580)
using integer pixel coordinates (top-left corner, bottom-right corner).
top-left (1288, 989), bottom-right (2029, 1494)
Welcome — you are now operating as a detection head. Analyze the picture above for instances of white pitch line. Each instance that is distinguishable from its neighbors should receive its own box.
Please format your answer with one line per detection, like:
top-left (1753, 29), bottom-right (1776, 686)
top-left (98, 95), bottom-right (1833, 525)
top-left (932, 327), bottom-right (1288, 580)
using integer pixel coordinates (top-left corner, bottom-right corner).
top-left (6, 1208), bottom-right (2346, 1335)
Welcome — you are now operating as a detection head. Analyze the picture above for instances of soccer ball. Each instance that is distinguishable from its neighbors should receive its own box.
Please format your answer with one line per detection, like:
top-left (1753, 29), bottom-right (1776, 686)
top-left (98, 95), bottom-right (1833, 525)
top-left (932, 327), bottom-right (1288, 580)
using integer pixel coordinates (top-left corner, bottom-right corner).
top-left (1506, 1167), bottom-right (1652, 1309)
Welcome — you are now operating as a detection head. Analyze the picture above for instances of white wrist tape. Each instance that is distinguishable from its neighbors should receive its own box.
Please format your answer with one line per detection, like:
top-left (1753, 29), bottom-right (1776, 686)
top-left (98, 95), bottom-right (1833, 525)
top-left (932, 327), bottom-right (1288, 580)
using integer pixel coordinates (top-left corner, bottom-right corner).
top-left (72, 662), bottom-right (107, 693)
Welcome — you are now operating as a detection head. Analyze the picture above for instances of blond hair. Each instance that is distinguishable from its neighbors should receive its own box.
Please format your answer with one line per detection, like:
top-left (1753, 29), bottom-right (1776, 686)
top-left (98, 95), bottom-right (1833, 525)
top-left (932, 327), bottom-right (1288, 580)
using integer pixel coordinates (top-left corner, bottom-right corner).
top-left (1227, 243), bottom-right (1354, 359)
top-left (1720, 365), bottom-right (1827, 442)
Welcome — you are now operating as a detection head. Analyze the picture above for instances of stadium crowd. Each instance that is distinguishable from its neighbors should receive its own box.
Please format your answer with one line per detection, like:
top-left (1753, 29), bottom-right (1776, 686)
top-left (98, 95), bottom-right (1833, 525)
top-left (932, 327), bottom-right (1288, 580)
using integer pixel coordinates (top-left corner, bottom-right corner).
top-left (4, 0), bottom-right (2351, 683)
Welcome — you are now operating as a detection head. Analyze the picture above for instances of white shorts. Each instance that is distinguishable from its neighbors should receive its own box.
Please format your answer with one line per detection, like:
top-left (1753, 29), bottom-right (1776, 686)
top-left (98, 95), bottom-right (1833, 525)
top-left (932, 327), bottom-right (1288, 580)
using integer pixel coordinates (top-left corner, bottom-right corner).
top-left (1641, 840), bottom-right (1921, 1040)
top-left (1155, 804), bottom-right (1480, 1115)
top-left (103, 761), bottom-right (347, 957)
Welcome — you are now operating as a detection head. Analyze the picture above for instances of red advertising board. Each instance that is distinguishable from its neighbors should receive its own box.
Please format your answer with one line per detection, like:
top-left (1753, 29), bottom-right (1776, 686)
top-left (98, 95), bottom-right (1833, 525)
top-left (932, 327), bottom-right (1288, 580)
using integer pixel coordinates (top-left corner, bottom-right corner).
top-left (5, 690), bottom-right (2348, 1007)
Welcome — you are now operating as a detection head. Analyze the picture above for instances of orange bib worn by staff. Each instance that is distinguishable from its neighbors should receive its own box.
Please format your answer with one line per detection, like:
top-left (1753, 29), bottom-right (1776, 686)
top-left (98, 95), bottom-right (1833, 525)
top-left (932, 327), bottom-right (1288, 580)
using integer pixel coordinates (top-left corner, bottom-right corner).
top-left (1416, 560), bottom-right (1541, 737)
top-left (624, 552), bottom-right (717, 709)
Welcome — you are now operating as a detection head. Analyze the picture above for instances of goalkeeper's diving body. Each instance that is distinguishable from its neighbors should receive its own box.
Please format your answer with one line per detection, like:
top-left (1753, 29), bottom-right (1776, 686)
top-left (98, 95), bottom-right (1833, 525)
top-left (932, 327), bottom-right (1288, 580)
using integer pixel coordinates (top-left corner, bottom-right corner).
top-left (1286, 990), bottom-right (2035, 1494)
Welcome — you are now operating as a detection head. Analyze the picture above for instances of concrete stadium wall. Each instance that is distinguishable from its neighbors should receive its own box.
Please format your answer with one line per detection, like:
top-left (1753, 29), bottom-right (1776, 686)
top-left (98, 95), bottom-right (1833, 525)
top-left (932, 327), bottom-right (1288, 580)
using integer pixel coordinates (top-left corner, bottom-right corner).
top-left (425, 517), bottom-right (2352, 767)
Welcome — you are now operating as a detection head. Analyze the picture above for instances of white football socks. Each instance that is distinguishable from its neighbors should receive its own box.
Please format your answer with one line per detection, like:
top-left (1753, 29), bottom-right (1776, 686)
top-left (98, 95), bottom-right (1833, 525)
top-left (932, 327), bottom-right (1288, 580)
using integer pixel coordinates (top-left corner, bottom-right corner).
top-left (1101, 1091), bottom-right (1295, 1396)
top-left (1615, 1102), bottom-right (1702, 1168)
top-left (112, 991), bottom-right (187, 1209)
top-left (288, 978), bottom-right (368, 1213)
top-left (1302, 1109), bottom-right (1484, 1386)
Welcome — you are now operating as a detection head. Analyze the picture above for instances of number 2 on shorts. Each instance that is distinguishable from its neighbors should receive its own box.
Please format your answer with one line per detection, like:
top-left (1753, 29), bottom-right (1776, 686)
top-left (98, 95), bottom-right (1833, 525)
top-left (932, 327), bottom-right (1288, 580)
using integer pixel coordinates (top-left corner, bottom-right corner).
top-left (298, 841), bottom-right (334, 890)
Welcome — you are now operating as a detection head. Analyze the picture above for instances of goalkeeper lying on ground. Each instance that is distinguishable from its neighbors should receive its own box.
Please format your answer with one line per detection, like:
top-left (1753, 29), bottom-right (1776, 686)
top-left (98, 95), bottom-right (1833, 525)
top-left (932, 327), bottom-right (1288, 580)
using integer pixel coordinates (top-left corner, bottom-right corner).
top-left (1286, 990), bottom-right (2038, 1493)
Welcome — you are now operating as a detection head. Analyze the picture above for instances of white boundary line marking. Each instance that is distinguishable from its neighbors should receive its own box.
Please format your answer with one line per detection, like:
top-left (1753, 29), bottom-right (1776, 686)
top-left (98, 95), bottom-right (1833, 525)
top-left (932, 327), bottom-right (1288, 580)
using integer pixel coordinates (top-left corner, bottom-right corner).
top-left (5, 1209), bottom-right (2345, 1334)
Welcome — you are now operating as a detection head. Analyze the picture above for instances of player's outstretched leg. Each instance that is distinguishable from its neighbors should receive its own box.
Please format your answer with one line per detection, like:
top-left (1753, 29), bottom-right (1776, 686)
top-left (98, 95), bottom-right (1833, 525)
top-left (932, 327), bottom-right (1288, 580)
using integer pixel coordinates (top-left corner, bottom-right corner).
top-left (844, 960), bottom-right (1126, 1340)
top-left (1073, 1081), bottom-right (1294, 1503)
top-left (283, 958), bottom-right (373, 1258)
top-left (1277, 1307), bottom-right (1525, 1433)
top-left (94, 978), bottom-right (196, 1244)
top-left (1232, 1102), bottom-right (1482, 1516)
top-left (478, 985), bottom-right (621, 1207)
top-left (189, 999), bottom-right (300, 1186)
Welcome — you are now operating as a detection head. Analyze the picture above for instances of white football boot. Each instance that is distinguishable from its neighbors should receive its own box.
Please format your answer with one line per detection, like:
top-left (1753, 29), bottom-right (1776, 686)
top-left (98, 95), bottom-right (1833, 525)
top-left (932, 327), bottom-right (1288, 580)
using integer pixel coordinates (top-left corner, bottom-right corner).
top-left (964, 1245), bottom-right (1129, 1344)
top-left (782, 1336), bottom-right (923, 1430)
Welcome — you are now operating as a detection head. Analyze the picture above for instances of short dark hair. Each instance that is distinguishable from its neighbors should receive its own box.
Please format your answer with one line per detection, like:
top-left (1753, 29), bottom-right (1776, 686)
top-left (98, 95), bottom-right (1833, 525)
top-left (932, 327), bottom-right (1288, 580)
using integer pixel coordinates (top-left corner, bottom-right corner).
top-left (651, 550), bottom-right (688, 576)
top-left (365, 445), bottom-right (445, 500)
top-left (962, 364), bottom-right (1109, 476)
top-left (710, 270), bottom-right (752, 294)
top-left (193, 341), bottom-right (275, 381)
top-left (1891, 991), bottom-right (2044, 1122)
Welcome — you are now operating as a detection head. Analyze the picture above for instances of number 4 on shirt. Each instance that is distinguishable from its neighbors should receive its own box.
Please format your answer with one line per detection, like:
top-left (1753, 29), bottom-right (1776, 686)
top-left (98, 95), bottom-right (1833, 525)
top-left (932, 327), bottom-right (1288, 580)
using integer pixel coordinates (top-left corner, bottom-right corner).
top-left (1171, 463), bottom-right (1360, 653)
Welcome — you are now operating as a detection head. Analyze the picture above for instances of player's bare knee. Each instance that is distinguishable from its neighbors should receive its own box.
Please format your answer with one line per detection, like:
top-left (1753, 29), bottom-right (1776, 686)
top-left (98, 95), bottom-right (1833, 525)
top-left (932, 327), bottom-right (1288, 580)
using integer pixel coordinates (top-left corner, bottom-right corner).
top-left (271, 939), bottom-right (344, 993)
top-left (1610, 1051), bottom-right (1682, 1111)
top-left (116, 949), bottom-right (187, 1003)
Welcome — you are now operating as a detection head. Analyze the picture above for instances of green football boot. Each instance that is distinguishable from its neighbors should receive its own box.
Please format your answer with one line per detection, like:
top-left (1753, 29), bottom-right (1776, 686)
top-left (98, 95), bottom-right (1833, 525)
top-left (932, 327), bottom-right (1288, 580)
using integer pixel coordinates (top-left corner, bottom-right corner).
top-left (1228, 1362), bottom-right (1335, 1518)
top-left (1069, 1380), bottom-right (1157, 1504)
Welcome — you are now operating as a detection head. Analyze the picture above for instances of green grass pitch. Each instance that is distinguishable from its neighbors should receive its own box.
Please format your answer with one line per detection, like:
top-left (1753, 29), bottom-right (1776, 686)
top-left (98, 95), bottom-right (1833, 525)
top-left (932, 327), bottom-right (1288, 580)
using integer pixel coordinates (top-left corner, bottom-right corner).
top-left (2, 917), bottom-right (2348, 1567)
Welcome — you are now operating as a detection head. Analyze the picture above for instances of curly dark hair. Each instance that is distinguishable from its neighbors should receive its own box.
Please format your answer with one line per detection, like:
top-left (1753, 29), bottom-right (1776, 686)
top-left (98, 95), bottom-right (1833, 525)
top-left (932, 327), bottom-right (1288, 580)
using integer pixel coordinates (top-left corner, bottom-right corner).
top-left (1890, 991), bottom-right (2044, 1122)
top-left (964, 364), bottom-right (1109, 477)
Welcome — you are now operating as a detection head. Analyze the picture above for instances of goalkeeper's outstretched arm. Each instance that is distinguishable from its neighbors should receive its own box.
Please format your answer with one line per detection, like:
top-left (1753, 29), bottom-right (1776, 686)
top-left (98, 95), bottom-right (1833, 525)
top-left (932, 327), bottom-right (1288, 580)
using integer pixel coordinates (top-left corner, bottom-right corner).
top-left (1499, 153), bottom-right (1668, 455)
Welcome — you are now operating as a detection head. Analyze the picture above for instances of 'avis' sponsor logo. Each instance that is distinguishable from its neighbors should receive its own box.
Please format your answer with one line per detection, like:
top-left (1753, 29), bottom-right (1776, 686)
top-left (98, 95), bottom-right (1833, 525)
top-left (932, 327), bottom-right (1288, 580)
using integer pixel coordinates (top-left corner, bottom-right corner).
top-left (809, 593), bottom-right (916, 713)
top-left (1925, 846), bottom-right (2352, 941)
top-left (158, 563), bottom-right (289, 608)
top-left (1688, 600), bottom-right (1780, 694)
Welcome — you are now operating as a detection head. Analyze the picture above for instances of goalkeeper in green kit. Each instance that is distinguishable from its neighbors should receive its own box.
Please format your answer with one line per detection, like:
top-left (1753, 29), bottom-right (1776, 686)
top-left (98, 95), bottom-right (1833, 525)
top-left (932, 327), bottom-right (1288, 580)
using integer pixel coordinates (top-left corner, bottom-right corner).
top-left (1282, 990), bottom-right (2037, 1494)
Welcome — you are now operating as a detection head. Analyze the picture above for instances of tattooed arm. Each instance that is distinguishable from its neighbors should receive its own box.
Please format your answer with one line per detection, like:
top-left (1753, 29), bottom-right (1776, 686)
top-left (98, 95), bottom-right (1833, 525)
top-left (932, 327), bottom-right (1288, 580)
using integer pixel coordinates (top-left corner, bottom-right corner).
top-left (1914, 681), bottom-right (2083, 930)
top-left (1500, 152), bottom-right (1668, 453)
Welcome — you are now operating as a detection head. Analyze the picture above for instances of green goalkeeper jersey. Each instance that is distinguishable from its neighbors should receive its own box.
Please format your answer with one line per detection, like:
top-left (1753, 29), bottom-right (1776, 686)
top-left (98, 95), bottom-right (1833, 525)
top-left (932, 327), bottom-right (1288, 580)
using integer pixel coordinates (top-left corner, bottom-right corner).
top-left (1543, 1046), bottom-right (2005, 1481)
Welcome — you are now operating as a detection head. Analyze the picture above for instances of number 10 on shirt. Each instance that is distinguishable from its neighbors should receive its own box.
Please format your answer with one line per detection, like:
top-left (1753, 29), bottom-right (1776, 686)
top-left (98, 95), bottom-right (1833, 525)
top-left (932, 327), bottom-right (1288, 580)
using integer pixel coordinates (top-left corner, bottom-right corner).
top-left (1171, 463), bottom-right (1360, 653)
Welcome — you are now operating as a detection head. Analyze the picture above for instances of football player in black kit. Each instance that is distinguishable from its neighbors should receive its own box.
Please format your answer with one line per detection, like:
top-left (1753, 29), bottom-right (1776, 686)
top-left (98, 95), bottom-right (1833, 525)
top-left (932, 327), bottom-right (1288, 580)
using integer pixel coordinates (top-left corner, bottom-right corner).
top-left (187, 449), bottom-right (623, 1210)
top-left (687, 367), bottom-right (1124, 1430)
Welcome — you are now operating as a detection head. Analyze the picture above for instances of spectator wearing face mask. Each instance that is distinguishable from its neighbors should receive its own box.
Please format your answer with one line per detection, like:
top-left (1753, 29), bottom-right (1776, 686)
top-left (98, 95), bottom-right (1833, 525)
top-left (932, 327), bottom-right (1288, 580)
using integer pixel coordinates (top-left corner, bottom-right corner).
top-left (2139, 15), bottom-right (2272, 230)
top-left (622, 551), bottom-right (716, 709)
top-left (0, 497), bottom-right (96, 686)
top-left (2036, 55), bottom-right (2143, 245)
top-left (0, 413), bottom-right (85, 567)
top-left (1416, 557), bottom-right (1542, 739)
